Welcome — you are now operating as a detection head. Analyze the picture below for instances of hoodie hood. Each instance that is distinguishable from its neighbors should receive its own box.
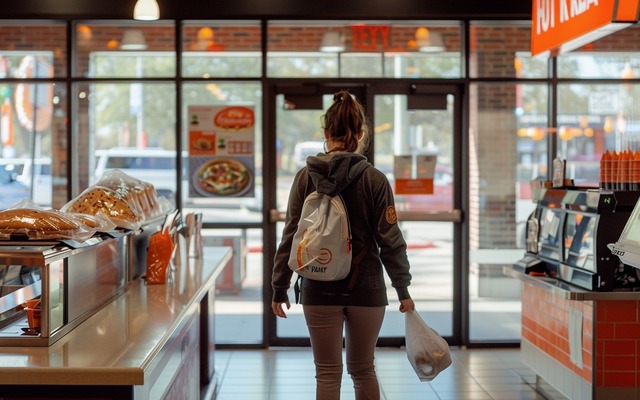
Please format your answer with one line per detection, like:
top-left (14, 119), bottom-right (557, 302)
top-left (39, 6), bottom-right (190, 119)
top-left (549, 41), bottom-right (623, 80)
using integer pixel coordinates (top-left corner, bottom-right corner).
top-left (306, 152), bottom-right (370, 196)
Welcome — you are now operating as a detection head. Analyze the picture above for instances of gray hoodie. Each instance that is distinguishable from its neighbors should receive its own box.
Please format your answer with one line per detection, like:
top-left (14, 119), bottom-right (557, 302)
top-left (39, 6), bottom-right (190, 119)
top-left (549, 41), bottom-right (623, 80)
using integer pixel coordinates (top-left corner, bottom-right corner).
top-left (272, 152), bottom-right (412, 306)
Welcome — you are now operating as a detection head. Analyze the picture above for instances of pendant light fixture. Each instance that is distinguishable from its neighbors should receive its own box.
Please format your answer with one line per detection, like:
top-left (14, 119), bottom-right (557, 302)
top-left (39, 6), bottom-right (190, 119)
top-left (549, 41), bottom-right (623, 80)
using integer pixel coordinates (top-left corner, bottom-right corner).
top-left (133, 0), bottom-right (160, 21)
top-left (121, 29), bottom-right (148, 50)
top-left (415, 27), bottom-right (445, 52)
top-left (320, 31), bottom-right (345, 52)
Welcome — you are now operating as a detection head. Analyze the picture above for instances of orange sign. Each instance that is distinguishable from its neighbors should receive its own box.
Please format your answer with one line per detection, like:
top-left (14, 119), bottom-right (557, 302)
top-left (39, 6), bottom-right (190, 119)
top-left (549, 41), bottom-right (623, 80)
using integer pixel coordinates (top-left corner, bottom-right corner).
top-left (214, 106), bottom-right (254, 129)
top-left (395, 178), bottom-right (434, 195)
top-left (531, 0), bottom-right (640, 56)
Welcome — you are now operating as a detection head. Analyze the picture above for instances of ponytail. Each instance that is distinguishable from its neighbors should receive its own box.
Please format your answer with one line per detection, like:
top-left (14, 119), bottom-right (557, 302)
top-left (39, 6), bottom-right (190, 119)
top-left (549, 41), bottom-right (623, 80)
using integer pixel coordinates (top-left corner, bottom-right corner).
top-left (321, 90), bottom-right (367, 153)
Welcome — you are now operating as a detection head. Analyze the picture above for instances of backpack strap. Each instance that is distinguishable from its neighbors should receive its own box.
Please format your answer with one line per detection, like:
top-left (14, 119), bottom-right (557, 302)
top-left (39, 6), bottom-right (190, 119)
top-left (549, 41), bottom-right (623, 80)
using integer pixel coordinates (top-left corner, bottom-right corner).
top-left (346, 236), bottom-right (374, 291)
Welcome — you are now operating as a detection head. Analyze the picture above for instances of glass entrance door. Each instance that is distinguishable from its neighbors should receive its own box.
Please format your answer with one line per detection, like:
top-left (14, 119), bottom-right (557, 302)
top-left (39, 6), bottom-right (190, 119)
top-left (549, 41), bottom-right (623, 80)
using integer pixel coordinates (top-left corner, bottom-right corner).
top-left (268, 83), bottom-right (462, 347)
top-left (372, 85), bottom-right (462, 346)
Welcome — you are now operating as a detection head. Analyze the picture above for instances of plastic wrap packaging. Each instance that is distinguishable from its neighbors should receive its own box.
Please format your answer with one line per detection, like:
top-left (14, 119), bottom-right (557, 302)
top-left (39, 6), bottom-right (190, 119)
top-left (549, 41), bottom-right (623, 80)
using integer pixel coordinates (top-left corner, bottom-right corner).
top-left (0, 200), bottom-right (105, 241)
top-left (145, 227), bottom-right (175, 284)
top-left (405, 309), bottom-right (452, 382)
top-left (61, 185), bottom-right (144, 231)
top-left (95, 169), bottom-right (170, 220)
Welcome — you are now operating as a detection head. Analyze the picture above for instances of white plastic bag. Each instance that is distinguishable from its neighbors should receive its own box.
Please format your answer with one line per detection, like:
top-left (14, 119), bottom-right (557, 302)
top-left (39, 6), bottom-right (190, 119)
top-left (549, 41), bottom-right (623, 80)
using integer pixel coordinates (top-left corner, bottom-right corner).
top-left (405, 309), bottom-right (452, 381)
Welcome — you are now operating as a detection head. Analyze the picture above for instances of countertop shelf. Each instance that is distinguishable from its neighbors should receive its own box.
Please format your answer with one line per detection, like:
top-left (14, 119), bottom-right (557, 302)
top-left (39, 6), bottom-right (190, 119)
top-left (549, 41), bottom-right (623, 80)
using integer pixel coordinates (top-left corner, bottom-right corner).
top-left (504, 265), bottom-right (640, 300)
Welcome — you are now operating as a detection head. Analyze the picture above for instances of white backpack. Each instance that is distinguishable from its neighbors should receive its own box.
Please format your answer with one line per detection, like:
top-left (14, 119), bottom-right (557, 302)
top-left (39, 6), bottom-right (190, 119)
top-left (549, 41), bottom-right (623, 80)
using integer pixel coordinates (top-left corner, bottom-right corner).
top-left (288, 192), bottom-right (353, 281)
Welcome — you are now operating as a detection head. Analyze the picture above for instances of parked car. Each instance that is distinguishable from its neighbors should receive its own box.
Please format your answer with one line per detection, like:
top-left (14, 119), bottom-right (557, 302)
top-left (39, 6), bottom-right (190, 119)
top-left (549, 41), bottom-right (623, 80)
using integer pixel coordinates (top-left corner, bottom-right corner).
top-left (0, 166), bottom-right (30, 209)
top-left (0, 158), bottom-right (51, 207)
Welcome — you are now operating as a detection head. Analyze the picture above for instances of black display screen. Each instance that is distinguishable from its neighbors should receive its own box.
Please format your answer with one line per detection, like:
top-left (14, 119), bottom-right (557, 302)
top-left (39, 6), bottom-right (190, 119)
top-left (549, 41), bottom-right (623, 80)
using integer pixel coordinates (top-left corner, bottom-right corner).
top-left (538, 207), bottom-right (563, 261)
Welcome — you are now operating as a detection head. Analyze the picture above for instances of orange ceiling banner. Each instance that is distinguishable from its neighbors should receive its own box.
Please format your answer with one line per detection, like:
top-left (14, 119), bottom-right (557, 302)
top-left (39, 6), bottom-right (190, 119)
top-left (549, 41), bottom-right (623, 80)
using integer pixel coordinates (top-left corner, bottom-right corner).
top-left (531, 0), bottom-right (640, 56)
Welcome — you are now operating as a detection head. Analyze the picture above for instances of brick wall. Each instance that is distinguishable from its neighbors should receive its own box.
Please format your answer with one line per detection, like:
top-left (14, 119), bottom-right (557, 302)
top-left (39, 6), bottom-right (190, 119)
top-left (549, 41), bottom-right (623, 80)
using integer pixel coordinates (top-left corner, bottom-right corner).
top-left (472, 95), bottom-right (519, 249)
top-left (595, 300), bottom-right (640, 388)
top-left (522, 283), bottom-right (593, 383)
top-left (522, 282), bottom-right (640, 396)
top-left (470, 25), bottom-right (530, 78)
top-left (0, 25), bottom-right (67, 76)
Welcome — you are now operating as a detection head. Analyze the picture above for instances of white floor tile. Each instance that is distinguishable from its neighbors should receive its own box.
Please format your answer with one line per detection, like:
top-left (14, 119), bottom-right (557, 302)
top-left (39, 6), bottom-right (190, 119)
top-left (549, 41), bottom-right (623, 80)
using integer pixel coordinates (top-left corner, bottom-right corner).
top-left (214, 348), bottom-right (549, 399)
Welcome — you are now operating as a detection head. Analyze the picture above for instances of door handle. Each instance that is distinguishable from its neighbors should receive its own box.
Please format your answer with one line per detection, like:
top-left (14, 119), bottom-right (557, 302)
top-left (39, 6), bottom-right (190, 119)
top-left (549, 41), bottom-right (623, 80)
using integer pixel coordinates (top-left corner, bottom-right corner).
top-left (269, 209), bottom-right (286, 223)
top-left (396, 210), bottom-right (462, 223)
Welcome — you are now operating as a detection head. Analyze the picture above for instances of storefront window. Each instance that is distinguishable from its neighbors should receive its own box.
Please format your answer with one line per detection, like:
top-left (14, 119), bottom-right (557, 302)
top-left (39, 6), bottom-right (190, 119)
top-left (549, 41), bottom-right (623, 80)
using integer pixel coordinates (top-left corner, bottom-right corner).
top-left (74, 82), bottom-right (176, 199)
top-left (468, 82), bottom-right (548, 342)
top-left (0, 22), bottom-right (68, 208)
top-left (558, 83), bottom-right (628, 186)
top-left (0, 22), bottom-right (67, 78)
top-left (74, 22), bottom-right (176, 78)
top-left (470, 22), bottom-right (547, 78)
top-left (0, 82), bottom-right (66, 209)
top-left (182, 21), bottom-right (262, 78)
top-left (267, 21), bottom-right (461, 78)
top-left (558, 25), bottom-right (640, 79)
top-left (8, 16), bottom-right (636, 347)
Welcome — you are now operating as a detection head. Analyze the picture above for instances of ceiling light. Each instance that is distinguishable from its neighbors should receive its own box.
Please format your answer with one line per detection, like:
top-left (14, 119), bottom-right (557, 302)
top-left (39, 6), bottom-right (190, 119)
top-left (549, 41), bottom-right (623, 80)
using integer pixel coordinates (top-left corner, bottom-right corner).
top-left (419, 32), bottom-right (445, 52)
top-left (415, 28), bottom-right (445, 53)
top-left (121, 30), bottom-right (147, 50)
top-left (133, 0), bottom-right (160, 21)
top-left (320, 31), bottom-right (345, 52)
top-left (197, 27), bottom-right (215, 50)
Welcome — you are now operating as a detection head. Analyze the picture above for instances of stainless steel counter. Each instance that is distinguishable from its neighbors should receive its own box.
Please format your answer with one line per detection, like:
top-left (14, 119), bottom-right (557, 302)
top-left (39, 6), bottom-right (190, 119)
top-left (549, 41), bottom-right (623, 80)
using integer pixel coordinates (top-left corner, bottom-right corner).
top-left (0, 246), bottom-right (230, 390)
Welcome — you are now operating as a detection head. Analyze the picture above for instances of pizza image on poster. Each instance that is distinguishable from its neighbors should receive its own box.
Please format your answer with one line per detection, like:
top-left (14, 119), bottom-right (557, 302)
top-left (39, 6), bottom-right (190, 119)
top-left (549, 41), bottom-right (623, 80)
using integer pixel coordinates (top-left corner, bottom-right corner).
top-left (189, 155), bottom-right (255, 198)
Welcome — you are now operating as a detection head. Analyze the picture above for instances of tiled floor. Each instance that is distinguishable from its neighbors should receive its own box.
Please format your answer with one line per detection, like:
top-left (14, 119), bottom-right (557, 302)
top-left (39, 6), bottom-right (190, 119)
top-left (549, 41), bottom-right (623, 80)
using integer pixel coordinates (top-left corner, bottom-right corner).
top-left (212, 347), bottom-right (550, 400)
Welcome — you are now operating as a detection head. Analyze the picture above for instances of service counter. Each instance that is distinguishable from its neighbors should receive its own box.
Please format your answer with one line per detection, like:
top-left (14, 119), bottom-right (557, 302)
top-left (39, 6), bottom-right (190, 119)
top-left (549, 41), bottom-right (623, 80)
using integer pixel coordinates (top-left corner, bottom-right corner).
top-left (0, 246), bottom-right (231, 400)
top-left (505, 267), bottom-right (640, 400)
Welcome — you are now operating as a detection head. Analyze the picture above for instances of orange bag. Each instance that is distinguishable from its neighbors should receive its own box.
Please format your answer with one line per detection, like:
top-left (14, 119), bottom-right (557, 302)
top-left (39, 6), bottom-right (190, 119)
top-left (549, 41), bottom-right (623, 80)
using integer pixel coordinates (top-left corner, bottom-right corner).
top-left (145, 227), bottom-right (175, 284)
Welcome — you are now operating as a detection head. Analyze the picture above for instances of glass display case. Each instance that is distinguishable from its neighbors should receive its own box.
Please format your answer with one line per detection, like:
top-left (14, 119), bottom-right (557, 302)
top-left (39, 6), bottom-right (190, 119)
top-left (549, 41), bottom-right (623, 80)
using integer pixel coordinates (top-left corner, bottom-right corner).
top-left (0, 232), bottom-right (130, 346)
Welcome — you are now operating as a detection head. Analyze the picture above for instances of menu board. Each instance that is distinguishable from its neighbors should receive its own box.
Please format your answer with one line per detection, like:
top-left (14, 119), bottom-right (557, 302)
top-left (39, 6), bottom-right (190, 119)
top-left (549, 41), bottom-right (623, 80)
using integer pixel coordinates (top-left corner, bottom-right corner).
top-left (187, 105), bottom-right (255, 197)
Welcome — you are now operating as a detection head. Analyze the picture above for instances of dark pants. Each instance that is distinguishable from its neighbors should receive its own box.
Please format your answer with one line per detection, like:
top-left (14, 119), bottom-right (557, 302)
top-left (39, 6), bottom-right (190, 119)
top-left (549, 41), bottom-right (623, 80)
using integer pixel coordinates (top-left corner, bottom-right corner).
top-left (303, 305), bottom-right (386, 400)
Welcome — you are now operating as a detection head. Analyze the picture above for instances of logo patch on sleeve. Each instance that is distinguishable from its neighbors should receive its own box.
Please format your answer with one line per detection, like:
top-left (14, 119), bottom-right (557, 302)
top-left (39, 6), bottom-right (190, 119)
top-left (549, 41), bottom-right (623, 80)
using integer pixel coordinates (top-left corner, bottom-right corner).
top-left (385, 206), bottom-right (398, 224)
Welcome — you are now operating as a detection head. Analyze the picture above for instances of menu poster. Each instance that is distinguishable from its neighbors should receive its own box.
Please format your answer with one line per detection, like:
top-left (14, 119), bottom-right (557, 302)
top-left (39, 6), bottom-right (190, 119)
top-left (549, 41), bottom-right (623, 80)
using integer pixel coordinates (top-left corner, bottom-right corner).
top-left (188, 105), bottom-right (256, 198)
top-left (394, 154), bottom-right (436, 195)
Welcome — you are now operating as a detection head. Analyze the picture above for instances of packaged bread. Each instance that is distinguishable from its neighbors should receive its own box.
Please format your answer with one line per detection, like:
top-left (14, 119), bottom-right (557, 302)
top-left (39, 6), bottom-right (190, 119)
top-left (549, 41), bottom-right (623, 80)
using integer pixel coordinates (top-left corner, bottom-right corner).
top-left (0, 208), bottom-right (80, 240)
top-left (72, 212), bottom-right (117, 232)
top-left (0, 198), bottom-right (112, 241)
top-left (95, 169), bottom-right (165, 220)
top-left (62, 185), bottom-right (144, 231)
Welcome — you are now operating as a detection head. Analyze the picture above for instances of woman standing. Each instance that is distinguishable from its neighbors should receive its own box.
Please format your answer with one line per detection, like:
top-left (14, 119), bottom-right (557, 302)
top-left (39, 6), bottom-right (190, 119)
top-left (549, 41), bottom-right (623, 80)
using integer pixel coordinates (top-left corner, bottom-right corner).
top-left (272, 90), bottom-right (415, 400)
